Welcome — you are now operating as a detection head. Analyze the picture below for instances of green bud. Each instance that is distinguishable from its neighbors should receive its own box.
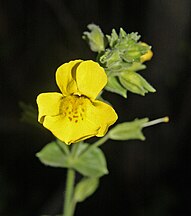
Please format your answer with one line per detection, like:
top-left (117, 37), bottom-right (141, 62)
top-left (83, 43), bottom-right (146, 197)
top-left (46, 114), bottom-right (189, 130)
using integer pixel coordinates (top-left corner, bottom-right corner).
top-left (122, 50), bottom-right (141, 62)
top-left (100, 49), bottom-right (121, 69)
top-left (99, 28), bottom-right (151, 75)
top-left (120, 29), bottom-right (140, 42)
top-left (106, 29), bottom-right (119, 47)
top-left (83, 24), bottom-right (155, 98)
top-left (119, 71), bottom-right (156, 96)
top-left (105, 76), bottom-right (127, 98)
top-left (115, 31), bottom-right (140, 50)
top-left (127, 62), bottom-right (146, 71)
top-left (83, 24), bottom-right (105, 52)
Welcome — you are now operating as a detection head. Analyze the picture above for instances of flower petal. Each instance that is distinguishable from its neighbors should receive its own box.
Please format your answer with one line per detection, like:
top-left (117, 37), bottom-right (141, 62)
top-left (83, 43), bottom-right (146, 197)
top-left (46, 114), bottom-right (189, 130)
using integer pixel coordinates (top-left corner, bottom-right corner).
top-left (76, 60), bottom-right (107, 99)
top-left (39, 94), bottom-right (117, 144)
top-left (140, 49), bottom-right (153, 62)
top-left (37, 92), bottom-right (63, 123)
top-left (140, 42), bottom-right (153, 63)
top-left (42, 115), bottom-right (100, 144)
top-left (86, 100), bottom-right (118, 136)
top-left (56, 60), bottom-right (82, 95)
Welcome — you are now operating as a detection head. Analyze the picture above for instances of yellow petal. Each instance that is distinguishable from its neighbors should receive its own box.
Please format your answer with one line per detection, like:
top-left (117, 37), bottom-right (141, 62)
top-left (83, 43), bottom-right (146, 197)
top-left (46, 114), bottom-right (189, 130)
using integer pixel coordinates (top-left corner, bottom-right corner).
top-left (36, 92), bottom-right (63, 123)
top-left (41, 95), bottom-right (117, 144)
top-left (56, 60), bottom-right (82, 95)
top-left (86, 100), bottom-right (118, 136)
top-left (43, 114), bottom-right (100, 144)
top-left (76, 60), bottom-right (107, 99)
top-left (140, 42), bottom-right (153, 63)
top-left (140, 49), bottom-right (153, 62)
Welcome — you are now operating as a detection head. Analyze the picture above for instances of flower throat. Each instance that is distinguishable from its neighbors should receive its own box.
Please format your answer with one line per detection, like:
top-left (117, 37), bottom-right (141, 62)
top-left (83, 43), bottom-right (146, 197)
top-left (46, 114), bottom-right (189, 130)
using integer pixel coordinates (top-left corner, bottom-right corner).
top-left (60, 95), bottom-right (88, 123)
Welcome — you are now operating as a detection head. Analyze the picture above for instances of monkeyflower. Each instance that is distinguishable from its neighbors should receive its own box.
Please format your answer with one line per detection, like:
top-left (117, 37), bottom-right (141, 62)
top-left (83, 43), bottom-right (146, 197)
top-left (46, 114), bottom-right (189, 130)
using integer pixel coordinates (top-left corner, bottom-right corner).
top-left (37, 60), bottom-right (118, 144)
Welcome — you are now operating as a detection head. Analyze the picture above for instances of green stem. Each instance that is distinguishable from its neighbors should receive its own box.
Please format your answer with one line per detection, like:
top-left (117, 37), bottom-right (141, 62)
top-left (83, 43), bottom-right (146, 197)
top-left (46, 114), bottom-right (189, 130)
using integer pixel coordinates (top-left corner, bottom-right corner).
top-left (70, 200), bottom-right (77, 216)
top-left (63, 168), bottom-right (75, 216)
top-left (92, 133), bottom-right (110, 148)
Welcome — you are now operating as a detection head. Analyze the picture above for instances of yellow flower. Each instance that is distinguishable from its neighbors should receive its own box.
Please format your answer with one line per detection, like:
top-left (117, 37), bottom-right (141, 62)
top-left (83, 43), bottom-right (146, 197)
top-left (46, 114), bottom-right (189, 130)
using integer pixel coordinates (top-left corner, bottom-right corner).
top-left (37, 60), bottom-right (118, 144)
top-left (140, 42), bottom-right (153, 63)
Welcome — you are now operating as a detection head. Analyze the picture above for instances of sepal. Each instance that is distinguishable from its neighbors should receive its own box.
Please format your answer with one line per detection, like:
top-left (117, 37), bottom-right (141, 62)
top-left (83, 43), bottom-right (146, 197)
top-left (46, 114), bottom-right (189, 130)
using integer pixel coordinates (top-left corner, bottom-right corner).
top-left (108, 118), bottom-right (149, 141)
top-left (119, 71), bottom-right (156, 96)
top-left (105, 76), bottom-right (127, 98)
top-left (83, 24), bottom-right (105, 52)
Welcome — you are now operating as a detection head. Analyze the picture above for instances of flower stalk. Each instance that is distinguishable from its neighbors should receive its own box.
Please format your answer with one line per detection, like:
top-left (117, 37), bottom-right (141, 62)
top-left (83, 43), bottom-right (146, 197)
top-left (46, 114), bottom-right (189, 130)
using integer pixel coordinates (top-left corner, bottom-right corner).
top-left (93, 133), bottom-right (110, 148)
top-left (63, 168), bottom-right (76, 216)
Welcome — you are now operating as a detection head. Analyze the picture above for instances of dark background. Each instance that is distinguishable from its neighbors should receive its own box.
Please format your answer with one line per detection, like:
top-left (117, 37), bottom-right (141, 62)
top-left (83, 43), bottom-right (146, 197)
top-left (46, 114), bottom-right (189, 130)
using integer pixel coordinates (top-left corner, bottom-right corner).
top-left (0, 0), bottom-right (191, 215)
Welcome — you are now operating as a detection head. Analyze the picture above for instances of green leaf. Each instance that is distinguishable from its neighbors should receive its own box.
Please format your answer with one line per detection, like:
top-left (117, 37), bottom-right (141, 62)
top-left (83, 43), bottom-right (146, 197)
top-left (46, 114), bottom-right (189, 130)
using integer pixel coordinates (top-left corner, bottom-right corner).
top-left (74, 177), bottom-right (99, 202)
top-left (70, 141), bottom-right (88, 158)
top-left (36, 141), bottom-right (108, 177)
top-left (36, 141), bottom-right (70, 168)
top-left (72, 143), bottom-right (108, 178)
top-left (119, 71), bottom-right (156, 96)
top-left (108, 118), bottom-right (149, 141)
top-left (105, 76), bottom-right (127, 98)
top-left (57, 139), bottom-right (70, 155)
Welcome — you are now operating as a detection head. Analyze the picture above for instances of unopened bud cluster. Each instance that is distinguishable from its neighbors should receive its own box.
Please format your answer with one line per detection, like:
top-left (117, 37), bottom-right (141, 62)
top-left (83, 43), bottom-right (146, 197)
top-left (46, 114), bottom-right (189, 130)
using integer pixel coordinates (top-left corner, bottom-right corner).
top-left (83, 24), bottom-right (155, 97)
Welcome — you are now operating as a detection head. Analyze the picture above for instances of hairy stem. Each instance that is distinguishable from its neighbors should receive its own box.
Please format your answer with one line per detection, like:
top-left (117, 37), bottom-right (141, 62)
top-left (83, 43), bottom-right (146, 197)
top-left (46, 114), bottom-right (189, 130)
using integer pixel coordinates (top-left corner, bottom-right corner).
top-left (93, 134), bottom-right (110, 148)
top-left (63, 168), bottom-right (75, 216)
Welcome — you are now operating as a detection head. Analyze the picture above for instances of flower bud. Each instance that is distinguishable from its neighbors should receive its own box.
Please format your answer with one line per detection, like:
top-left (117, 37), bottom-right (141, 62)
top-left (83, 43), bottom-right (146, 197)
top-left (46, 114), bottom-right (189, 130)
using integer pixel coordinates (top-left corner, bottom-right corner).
top-left (119, 71), bottom-right (156, 96)
top-left (140, 42), bottom-right (153, 62)
top-left (83, 24), bottom-right (105, 52)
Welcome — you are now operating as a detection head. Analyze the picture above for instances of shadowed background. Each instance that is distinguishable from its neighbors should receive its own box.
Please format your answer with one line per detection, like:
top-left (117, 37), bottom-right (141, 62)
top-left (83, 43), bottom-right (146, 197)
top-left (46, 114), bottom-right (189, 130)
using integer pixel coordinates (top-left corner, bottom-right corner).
top-left (0, 0), bottom-right (191, 215)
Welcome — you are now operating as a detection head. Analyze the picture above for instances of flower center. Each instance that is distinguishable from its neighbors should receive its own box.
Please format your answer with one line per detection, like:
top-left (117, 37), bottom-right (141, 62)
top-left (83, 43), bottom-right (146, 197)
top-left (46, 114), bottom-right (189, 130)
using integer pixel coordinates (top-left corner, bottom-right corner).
top-left (60, 95), bottom-right (89, 123)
